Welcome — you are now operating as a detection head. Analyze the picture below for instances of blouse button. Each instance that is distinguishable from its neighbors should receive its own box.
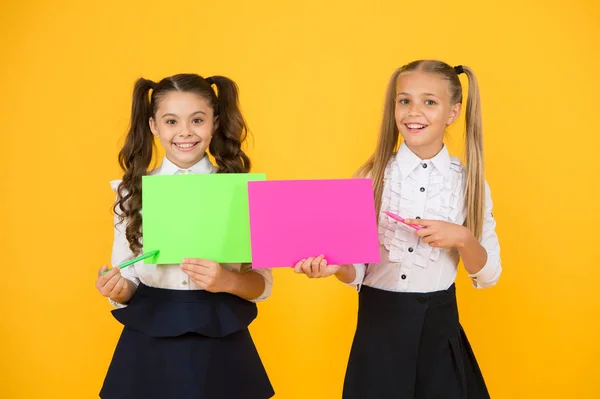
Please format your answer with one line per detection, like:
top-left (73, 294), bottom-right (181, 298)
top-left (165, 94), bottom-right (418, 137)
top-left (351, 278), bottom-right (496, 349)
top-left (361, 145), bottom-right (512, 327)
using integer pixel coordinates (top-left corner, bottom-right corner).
top-left (401, 274), bottom-right (407, 280)
top-left (416, 216), bottom-right (421, 219)
top-left (422, 163), bottom-right (427, 168)
top-left (420, 187), bottom-right (425, 192)
top-left (408, 247), bottom-right (414, 253)
top-left (182, 281), bottom-right (187, 285)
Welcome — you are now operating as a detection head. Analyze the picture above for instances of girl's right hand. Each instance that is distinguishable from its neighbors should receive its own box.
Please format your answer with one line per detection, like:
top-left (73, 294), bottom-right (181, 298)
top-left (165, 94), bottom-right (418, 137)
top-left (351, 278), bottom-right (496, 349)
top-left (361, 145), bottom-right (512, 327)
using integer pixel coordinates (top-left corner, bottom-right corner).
top-left (294, 255), bottom-right (340, 278)
top-left (95, 265), bottom-right (134, 304)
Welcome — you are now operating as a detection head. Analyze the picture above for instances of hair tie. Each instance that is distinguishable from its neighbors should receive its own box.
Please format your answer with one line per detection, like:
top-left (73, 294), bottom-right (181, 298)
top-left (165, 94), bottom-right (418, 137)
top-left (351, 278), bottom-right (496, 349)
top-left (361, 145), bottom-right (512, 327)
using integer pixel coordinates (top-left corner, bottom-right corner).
top-left (454, 65), bottom-right (464, 75)
top-left (204, 76), bottom-right (219, 114)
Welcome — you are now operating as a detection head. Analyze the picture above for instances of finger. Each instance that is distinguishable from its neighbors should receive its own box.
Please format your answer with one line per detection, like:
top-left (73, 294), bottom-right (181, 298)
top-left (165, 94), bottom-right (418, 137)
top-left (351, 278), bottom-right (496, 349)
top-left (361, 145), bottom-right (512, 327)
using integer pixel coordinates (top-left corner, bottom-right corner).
top-left (432, 240), bottom-right (452, 248)
top-left (181, 263), bottom-right (211, 276)
top-left (404, 218), bottom-right (433, 226)
top-left (188, 273), bottom-right (210, 288)
top-left (98, 265), bottom-right (119, 280)
top-left (181, 258), bottom-right (210, 267)
top-left (318, 258), bottom-right (329, 277)
top-left (294, 259), bottom-right (306, 274)
top-left (415, 227), bottom-right (436, 238)
top-left (301, 257), bottom-right (315, 277)
top-left (96, 266), bottom-right (108, 289)
top-left (109, 277), bottom-right (126, 297)
top-left (182, 269), bottom-right (208, 287)
top-left (96, 266), bottom-right (119, 290)
top-left (181, 265), bottom-right (209, 280)
top-left (326, 264), bottom-right (340, 277)
top-left (312, 255), bottom-right (324, 276)
top-left (421, 235), bottom-right (436, 244)
top-left (424, 236), bottom-right (446, 247)
top-left (181, 263), bottom-right (199, 272)
top-left (183, 270), bottom-right (205, 283)
top-left (101, 271), bottom-right (121, 295)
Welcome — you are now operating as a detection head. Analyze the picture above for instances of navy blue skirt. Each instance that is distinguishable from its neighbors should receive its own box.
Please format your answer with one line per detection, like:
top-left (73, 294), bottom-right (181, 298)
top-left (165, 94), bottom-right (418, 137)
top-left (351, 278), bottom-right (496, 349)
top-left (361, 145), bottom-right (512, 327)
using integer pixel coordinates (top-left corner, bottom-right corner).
top-left (100, 284), bottom-right (274, 399)
top-left (343, 284), bottom-right (490, 399)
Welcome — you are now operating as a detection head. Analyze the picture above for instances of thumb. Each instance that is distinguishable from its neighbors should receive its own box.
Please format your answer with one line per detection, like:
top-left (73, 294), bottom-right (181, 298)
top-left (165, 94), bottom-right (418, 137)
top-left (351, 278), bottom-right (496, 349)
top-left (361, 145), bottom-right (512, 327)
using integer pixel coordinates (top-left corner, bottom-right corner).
top-left (294, 260), bottom-right (305, 274)
top-left (324, 263), bottom-right (341, 276)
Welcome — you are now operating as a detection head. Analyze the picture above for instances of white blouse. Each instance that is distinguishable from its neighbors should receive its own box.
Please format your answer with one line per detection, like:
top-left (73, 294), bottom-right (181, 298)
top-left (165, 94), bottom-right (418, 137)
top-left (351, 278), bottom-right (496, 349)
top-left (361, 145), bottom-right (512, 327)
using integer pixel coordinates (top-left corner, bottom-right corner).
top-left (351, 143), bottom-right (502, 293)
top-left (109, 156), bottom-right (273, 307)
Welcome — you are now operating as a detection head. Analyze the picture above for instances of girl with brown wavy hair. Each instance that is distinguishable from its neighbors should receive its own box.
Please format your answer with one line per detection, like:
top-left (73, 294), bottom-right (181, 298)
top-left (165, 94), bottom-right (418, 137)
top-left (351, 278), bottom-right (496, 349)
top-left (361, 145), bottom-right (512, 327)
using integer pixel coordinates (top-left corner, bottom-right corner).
top-left (94, 74), bottom-right (274, 399)
top-left (295, 60), bottom-right (502, 398)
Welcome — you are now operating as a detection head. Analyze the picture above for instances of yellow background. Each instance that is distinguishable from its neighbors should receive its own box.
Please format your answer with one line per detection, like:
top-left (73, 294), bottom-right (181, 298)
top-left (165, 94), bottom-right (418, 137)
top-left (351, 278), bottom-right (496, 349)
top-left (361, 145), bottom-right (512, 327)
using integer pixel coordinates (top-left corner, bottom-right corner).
top-left (1, 0), bottom-right (599, 398)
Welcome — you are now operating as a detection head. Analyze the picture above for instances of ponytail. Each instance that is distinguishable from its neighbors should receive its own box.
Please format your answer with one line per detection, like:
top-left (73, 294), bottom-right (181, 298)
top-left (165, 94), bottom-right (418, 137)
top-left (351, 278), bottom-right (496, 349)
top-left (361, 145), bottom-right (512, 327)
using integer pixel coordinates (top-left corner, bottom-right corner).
top-left (207, 76), bottom-right (251, 173)
top-left (461, 66), bottom-right (485, 240)
top-left (114, 78), bottom-right (156, 256)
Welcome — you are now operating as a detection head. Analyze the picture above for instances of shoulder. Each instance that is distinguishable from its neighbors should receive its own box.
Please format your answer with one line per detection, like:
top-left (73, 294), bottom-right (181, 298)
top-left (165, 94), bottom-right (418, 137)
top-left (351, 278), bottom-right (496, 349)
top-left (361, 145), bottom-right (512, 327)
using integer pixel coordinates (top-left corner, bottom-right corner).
top-left (383, 153), bottom-right (398, 174)
top-left (484, 179), bottom-right (493, 197)
top-left (149, 166), bottom-right (162, 176)
top-left (449, 156), bottom-right (465, 174)
top-left (110, 179), bottom-right (122, 192)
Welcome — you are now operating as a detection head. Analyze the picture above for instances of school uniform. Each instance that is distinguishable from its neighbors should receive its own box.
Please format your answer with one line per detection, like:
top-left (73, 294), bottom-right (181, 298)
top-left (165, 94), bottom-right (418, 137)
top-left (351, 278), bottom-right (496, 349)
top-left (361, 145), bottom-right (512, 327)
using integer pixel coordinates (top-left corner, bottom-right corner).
top-left (100, 156), bottom-right (275, 399)
top-left (343, 143), bottom-right (501, 399)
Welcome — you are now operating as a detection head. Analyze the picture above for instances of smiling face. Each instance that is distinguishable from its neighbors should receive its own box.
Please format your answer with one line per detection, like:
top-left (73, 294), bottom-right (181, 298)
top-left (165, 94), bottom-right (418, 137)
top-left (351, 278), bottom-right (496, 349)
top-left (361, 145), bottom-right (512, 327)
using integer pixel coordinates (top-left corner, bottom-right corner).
top-left (394, 70), bottom-right (461, 159)
top-left (149, 91), bottom-right (216, 169)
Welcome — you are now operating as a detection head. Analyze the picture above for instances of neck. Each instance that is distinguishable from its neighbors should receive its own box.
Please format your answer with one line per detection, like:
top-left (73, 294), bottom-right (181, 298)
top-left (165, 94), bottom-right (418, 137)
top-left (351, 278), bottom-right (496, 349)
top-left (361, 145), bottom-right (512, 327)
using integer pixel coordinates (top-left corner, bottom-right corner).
top-left (406, 142), bottom-right (444, 160)
top-left (167, 153), bottom-right (205, 170)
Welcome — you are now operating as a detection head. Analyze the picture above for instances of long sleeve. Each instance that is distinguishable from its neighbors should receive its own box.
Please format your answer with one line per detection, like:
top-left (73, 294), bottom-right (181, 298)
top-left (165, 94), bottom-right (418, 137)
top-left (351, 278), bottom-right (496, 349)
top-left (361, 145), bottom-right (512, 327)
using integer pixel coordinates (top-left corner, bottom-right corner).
top-left (246, 267), bottom-right (273, 302)
top-left (468, 181), bottom-right (502, 288)
top-left (108, 180), bottom-right (140, 308)
top-left (345, 263), bottom-right (367, 291)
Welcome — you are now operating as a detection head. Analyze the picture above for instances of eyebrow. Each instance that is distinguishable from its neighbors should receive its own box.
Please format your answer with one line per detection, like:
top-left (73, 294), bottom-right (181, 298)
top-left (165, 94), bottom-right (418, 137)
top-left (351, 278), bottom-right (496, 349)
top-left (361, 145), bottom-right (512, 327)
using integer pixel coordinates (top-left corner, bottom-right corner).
top-left (397, 92), bottom-right (441, 98)
top-left (161, 110), bottom-right (207, 118)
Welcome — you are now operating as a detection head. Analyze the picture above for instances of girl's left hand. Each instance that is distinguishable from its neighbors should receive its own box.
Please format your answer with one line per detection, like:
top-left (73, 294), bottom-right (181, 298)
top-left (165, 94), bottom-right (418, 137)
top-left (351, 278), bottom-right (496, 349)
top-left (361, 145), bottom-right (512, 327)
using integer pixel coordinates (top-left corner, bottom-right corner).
top-left (404, 219), bottom-right (473, 249)
top-left (180, 258), bottom-right (233, 293)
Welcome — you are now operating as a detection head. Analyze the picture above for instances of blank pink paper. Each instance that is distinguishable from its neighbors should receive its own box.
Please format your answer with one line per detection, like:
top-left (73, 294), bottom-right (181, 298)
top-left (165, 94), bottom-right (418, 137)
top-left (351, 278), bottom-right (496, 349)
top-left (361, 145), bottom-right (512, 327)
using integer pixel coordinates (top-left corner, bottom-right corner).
top-left (248, 179), bottom-right (381, 268)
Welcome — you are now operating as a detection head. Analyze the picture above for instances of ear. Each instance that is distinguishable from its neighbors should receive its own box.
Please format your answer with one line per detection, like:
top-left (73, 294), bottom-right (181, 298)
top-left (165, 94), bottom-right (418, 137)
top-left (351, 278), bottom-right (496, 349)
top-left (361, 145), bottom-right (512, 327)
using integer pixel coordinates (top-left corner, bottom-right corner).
top-left (446, 103), bottom-right (462, 126)
top-left (212, 115), bottom-right (219, 135)
top-left (149, 117), bottom-right (159, 137)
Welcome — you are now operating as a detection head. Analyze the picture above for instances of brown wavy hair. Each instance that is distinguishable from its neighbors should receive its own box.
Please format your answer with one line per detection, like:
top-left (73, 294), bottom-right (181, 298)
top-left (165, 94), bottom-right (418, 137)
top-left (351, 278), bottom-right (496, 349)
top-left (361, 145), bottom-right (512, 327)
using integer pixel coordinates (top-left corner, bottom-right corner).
top-left (114, 74), bottom-right (251, 255)
top-left (356, 60), bottom-right (485, 239)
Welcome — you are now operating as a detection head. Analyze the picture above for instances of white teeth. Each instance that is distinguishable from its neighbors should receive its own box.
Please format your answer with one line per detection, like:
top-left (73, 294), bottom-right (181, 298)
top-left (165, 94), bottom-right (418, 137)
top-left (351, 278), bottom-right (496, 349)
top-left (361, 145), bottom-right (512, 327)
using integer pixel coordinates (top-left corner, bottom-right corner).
top-left (407, 124), bottom-right (426, 129)
top-left (175, 143), bottom-right (196, 148)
